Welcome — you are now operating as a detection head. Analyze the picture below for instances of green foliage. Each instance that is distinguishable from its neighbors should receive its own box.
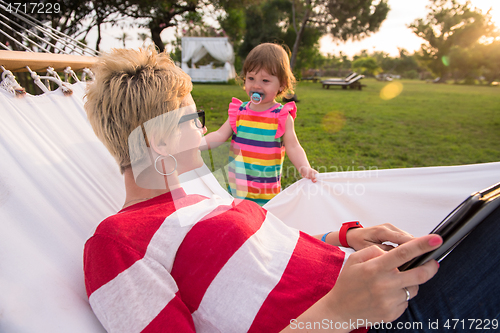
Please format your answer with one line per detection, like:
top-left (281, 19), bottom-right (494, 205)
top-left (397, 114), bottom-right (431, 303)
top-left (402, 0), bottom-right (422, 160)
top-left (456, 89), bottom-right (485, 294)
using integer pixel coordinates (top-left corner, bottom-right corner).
top-left (237, 0), bottom-right (293, 57)
top-left (289, 0), bottom-right (390, 70)
top-left (218, 7), bottom-right (246, 47)
top-left (448, 45), bottom-right (481, 83)
top-left (477, 40), bottom-right (500, 84)
top-left (409, 0), bottom-right (499, 80)
top-left (108, 1), bottom-right (202, 52)
top-left (368, 49), bottom-right (422, 78)
top-left (326, 0), bottom-right (390, 41)
top-left (404, 70), bottom-right (419, 80)
top-left (309, 49), bottom-right (421, 79)
top-left (169, 37), bottom-right (182, 63)
top-left (234, 0), bottom-right (322, 74)
top-left (351, 56), bottom-right (380, 76)
top-left (394, 49), bottom-right (420, 74)
top-left (33, 1), bottom-right (260, 52)
top-left (283, 24), bottom-right (323, 73)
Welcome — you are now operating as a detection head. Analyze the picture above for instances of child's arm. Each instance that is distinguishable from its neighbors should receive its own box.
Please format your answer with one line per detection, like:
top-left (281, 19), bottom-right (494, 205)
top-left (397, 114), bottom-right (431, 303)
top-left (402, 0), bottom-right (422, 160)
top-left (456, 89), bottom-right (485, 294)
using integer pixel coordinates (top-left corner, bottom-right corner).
top-left (282, 114), bottom-right (318, 182)
top-left (200, 118), bottom-right (233, 151)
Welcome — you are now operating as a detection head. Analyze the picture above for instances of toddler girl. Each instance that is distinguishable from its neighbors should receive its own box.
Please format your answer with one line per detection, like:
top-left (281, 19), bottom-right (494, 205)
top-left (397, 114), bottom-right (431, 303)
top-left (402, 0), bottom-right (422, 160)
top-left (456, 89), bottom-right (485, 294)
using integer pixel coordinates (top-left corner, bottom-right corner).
top-left (204, 43), bottom-right (317, 206)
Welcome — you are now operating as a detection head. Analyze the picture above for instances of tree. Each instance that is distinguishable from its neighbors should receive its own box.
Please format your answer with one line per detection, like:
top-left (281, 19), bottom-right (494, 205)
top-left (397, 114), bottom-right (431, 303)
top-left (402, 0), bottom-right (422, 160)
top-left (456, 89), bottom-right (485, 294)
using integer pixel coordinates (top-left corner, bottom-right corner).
top-left (235, 0), bottom-right (326, 75)
top-left (448, 45), bottom-right (481, 84)
top-left (218, 7), bottom-right (246, 48)
top-left (2, 1), bottom-right (262, 54)
top-left (238, 0), bottom-right (293, 57)
top-left (137, 32), bottom-right (151, 47)
top-left (477, 40), bottom-right (500, 84)
top-left (289, 0), bottom-right (390, 70)
top-left (352, 56), bottom-right (380, 76)
top-left (109, 1), bottom-right (199, 52)
top-left (110, 0), bottom-right (261, 52)
top-left (373, 48), bottom-right (421, 77)
top-left (394, 48), bottom-right (420, 75)
top-left (87, 1), bottom-right (125, 51)
top-left (371, 51), bottom-right (396, 73)
top-left (284, 26), bottom-right (323, 73)
top-left (116, 31), bottom-right (132, 48)
top-left (409, 0), bottom-right (498, 81)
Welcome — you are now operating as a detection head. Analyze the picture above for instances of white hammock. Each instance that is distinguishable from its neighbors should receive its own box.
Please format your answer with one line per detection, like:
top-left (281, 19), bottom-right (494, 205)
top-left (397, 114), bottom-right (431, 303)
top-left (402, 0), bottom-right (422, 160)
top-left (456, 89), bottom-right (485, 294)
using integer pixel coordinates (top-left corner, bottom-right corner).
top-left (0, 65), bottom-right (499, 332)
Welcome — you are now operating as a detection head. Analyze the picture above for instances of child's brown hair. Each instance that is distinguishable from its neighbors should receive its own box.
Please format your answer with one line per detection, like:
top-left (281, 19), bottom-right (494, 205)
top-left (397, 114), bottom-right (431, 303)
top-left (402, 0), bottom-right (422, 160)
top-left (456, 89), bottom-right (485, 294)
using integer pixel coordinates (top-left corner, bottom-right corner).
top-left (242, 43), bottom-right (296, 97)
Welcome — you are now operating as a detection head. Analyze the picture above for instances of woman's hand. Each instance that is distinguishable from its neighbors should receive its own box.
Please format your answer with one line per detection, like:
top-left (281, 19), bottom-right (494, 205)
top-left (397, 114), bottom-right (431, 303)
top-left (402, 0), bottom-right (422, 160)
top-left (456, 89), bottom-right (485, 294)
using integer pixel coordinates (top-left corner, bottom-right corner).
top-left (346, 224), bottom-right (414, 251)
top-left (282, 235), bottom-right (442, 332)
top-left (325, 234), bottom-right (442, 328)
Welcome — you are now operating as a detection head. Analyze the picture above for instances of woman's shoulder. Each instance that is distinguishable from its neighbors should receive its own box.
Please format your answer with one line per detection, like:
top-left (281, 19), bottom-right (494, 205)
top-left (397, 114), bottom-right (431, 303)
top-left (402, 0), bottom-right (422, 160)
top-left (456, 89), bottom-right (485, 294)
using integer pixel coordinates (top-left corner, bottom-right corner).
top-left (89, 207), bottom-right (163, 248)
top-left (87, 193), bottom-right (209, 250)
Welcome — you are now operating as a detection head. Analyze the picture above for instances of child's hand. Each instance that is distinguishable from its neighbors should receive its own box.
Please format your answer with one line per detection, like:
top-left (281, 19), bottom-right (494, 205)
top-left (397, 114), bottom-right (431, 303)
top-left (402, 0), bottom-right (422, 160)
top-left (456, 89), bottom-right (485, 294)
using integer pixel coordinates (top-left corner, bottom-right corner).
top-left (299, 167), bottom-right (318, 183)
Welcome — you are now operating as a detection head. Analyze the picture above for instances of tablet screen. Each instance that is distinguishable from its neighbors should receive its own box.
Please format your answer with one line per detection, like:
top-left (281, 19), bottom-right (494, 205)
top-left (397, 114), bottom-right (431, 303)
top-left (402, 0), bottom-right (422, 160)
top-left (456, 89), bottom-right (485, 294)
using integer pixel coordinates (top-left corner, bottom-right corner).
top-left (399, 181), bottom-right (500, 271)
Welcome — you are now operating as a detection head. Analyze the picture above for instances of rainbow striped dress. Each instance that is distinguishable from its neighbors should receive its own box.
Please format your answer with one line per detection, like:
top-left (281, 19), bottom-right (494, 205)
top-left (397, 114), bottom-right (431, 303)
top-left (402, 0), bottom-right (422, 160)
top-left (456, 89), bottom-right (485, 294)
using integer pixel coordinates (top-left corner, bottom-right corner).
top-left (227, 98), bottom-right (297, 206)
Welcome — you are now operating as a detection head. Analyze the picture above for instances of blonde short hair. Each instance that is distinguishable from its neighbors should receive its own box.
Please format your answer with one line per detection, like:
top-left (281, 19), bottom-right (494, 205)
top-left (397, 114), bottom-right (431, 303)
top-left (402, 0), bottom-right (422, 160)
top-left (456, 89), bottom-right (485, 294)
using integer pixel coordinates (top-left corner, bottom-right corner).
top-left (242, 43), bottom-right (296, 97)
top-left (85, 47), bottom-right (192, 173)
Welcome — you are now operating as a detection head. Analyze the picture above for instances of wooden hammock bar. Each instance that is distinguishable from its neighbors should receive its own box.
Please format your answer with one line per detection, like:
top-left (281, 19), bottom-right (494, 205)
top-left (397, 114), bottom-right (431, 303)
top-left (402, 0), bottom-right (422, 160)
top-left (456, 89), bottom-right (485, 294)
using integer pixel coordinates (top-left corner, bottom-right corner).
top-left (0, 50), bottom-right (97, 72)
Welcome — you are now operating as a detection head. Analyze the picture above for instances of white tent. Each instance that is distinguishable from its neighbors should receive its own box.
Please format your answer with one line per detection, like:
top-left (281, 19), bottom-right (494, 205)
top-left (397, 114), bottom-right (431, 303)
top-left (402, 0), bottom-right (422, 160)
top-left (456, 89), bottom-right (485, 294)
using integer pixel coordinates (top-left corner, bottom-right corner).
top-left (181, 37), bottom-right (236, 82)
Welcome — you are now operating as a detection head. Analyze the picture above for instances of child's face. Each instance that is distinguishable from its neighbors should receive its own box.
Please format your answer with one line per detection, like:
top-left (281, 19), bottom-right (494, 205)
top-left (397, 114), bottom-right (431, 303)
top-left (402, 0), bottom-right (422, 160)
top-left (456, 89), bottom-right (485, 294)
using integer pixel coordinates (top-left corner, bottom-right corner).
top-left (245, 68), bottom-right (282, 106)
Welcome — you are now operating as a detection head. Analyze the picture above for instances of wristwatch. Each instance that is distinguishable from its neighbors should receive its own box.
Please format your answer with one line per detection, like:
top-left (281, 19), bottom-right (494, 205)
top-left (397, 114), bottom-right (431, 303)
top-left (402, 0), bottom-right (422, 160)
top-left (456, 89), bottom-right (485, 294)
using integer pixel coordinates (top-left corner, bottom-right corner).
top-left (339, 221), bottom-right (363, 247)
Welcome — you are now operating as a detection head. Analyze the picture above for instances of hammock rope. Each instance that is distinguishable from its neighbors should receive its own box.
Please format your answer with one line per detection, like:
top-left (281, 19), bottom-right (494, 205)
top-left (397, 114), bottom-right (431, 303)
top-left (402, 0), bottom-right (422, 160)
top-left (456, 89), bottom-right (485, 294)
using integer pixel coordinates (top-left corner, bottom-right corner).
top-left (0, 0), bottom-right (100, 56)
top-left (0, 0), bottom-right (99, 94)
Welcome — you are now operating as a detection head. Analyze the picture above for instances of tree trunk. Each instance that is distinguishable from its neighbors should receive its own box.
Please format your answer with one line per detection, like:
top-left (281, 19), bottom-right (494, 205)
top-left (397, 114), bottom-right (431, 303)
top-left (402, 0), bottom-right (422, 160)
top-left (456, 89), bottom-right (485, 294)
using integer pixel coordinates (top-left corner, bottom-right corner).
top-left (150, 24), bottom-right (165, 53)
top-left (95, 19), bottom-right (102, 51)
top-left (290, 3), bottom-right (311, 71)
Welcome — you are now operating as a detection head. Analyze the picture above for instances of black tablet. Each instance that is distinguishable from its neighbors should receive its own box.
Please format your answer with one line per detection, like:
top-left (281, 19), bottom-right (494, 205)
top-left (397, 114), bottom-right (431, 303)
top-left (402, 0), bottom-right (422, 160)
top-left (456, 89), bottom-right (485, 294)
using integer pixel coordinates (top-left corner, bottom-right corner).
top-left (399, 181), bottom-right (500, 271)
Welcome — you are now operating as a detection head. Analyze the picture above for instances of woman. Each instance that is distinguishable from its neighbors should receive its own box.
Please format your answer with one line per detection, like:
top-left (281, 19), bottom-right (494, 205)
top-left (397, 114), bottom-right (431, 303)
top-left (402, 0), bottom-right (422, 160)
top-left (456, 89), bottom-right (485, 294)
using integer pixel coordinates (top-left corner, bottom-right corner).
top-left (83, 48), bottom-right (500, 333)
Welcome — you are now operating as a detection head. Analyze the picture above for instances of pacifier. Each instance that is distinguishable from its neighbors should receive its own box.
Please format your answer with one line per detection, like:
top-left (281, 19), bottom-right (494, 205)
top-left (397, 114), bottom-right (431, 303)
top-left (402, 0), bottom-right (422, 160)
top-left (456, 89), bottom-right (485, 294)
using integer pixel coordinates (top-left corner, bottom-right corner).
top-left (250, 92), bottom-right (264, 104)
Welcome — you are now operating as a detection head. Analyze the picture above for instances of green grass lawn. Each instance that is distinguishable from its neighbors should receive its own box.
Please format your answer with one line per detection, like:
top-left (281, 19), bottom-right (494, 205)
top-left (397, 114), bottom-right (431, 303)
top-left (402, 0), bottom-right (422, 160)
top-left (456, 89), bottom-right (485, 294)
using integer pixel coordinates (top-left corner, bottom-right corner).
top-left (192, 78), bottom-right (500, 188)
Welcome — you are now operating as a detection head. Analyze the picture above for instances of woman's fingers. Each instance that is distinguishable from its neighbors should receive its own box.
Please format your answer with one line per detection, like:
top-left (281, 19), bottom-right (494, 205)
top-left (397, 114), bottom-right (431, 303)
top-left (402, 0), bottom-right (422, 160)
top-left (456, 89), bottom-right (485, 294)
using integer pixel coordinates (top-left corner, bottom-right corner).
top-left (347, 224), bottom-right (414, 251)
top-left (325, 235), bottom-right (442, 326)
top-left (324, 235), bottom-right (442, 326)
top-left (379, 234), bottom-right (442, 291)
top-left (405, 285), bottom-right (419, 302)
top-left (378, 234), bottom-right (442, 271)
top-left (378, 223), bottom-right (414, 245)
top-left (398, 255), bottom-right (440, 294)
top-left (347, 242), bottom-right (387, 265)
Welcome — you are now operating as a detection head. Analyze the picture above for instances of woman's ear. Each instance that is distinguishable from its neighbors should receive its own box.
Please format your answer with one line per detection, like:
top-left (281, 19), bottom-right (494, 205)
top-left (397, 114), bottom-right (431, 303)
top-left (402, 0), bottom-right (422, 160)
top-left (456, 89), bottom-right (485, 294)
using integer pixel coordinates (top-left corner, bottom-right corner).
top-left (149, 136), bottom-right (170, 156)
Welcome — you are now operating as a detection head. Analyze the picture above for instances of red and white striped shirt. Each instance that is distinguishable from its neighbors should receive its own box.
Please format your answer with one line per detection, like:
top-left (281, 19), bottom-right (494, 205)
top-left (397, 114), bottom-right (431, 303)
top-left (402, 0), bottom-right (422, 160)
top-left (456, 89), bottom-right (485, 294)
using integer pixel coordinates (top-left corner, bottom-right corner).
top-left (84, 188), bottom-right (354, 332)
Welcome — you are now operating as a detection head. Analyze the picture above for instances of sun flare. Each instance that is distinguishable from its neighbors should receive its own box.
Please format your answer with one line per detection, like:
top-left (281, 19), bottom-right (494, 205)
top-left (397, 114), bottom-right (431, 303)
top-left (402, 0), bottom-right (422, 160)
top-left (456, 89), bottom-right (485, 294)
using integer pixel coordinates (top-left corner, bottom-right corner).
top-left (380, 82), bottom-right (404, 101)
top-left (471, 0), bottom-right (499, 26)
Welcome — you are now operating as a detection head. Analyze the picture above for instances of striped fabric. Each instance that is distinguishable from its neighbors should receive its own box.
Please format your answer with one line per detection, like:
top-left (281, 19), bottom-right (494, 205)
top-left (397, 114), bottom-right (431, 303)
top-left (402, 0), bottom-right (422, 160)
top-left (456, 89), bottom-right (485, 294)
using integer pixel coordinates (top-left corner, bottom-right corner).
top-left (227, 98), bottom-right (297, 206)
top-left (84, 188), bottom-right (356, 333)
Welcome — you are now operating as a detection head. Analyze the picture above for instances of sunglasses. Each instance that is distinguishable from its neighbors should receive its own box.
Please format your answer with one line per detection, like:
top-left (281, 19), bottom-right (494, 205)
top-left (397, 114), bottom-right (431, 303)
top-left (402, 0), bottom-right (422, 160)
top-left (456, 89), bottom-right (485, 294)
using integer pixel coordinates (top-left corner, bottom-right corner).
top-left (178, 110), bottom-right (205, 129)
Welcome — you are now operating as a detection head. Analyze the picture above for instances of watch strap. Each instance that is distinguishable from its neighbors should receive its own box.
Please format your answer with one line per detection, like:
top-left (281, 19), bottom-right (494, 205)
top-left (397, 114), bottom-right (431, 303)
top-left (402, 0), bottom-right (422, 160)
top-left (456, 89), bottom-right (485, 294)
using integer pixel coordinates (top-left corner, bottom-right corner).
top-left (339, 221), bottom-right (363, 247)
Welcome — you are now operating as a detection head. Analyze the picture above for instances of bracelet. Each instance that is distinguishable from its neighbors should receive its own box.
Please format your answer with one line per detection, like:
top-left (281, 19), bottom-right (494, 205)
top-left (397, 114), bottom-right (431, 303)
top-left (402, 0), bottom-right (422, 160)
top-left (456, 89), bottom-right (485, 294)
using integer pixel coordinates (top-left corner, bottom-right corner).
top-left (339, 221), bottom-right (363, 247)
top-left (321, 231), bottom-right (332, 242)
